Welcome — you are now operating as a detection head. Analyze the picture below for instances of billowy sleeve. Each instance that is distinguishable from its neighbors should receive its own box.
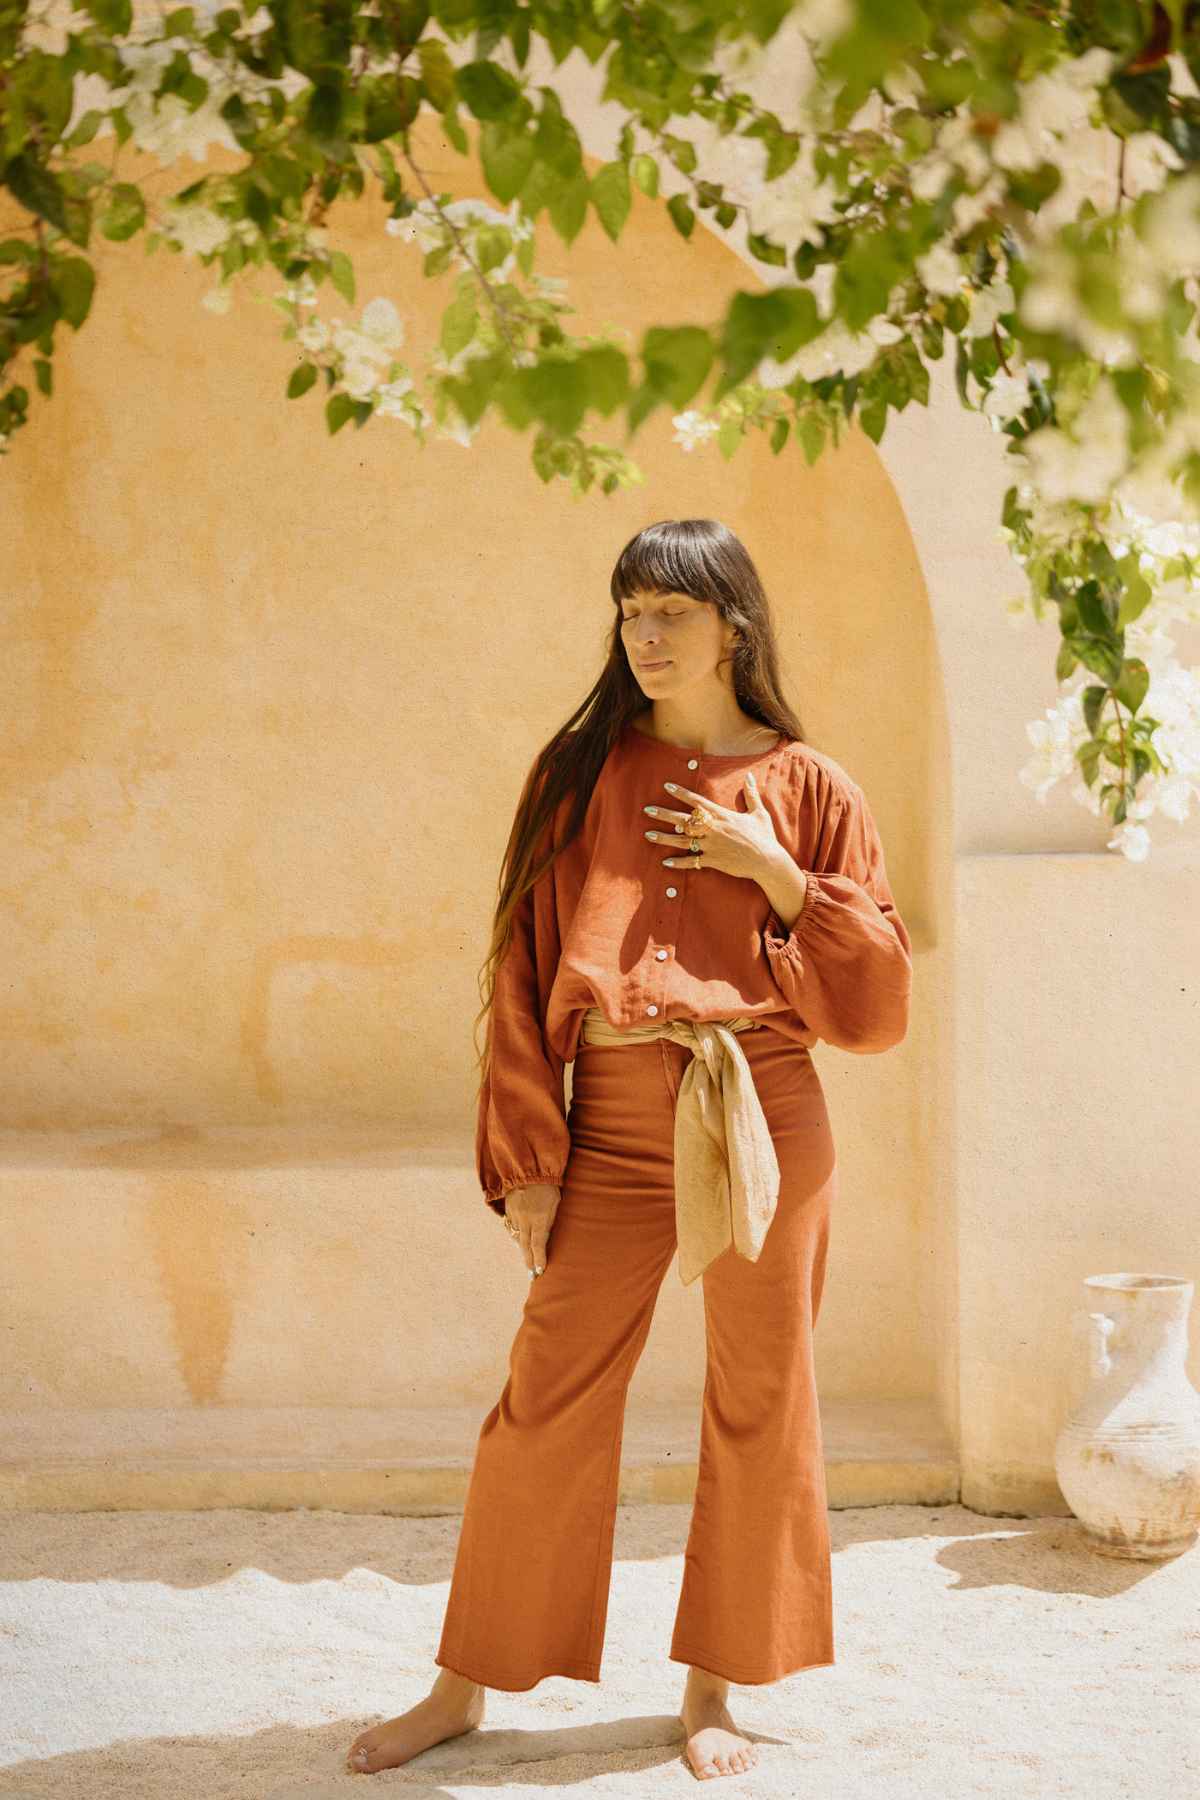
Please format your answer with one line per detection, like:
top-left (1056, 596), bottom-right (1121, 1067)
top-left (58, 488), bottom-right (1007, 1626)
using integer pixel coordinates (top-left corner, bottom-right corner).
top-left (761, 780), bottom-right (912, 1053)
top-left (476, 786), bottom-right (572, 1216)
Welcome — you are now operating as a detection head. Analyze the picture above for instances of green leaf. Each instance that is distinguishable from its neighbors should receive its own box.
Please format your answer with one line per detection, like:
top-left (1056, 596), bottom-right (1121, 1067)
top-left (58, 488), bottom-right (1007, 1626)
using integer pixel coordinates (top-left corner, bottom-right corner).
top-left (717, 287), bottom-right (821, 390)
top-left (440, 286), bottom-right (478, 358)
top-left (579, 342), bottom-right (629, 415)
top-left (363, 73), bottom-right (420, 141)
top-left (51, 256), bottom-right (95, 329)
top-left (641, 325), bottom-right (713, 407)
top-left (770, 416), bottom-right (789, 455)
top-left (480, 120), bottom-right (535, 203)
top-left (548, 170), bottom-right (589, 245)
top-left (443, 101), bottom-right (468, 155)
top-left (631, 154), bottom-right (659, 198)
top-left (98, 182), bottom-right (145, 242)
top-left (859, 393), bottom-right (888, 442)
top-left (306, 84), bottom-right (345, 148)
top-left (456, 60), bottom-right (523, 122)
top-left (590, 160), bottom-right (631, 242)
top-left (418, 40), bottom-right (456, 111)
top-left (64, 110), bottom-right (105, 150)
top-left (518, 357), bottom-right (589, 434)
top-left (1081, 684), bottom-right (1108, 737)
top-left (666, 194), bottom-right (694, 239)
top-left (326, 392), bottom-right (357, 435)
top-left (1113, 657), bottom-right (1150, 717)
top-left (4, 154), bottom-right (69, 234)
top-left (473, 225), bottom-right (512, 273)
top-left (81, 0), bottom-right (132, 28)
top-left (328, 250), bottom-right (355, 304)
top-left (796, 410), bottom-right (826, 465)
top-left (288, 361), bottom-right (319, 398)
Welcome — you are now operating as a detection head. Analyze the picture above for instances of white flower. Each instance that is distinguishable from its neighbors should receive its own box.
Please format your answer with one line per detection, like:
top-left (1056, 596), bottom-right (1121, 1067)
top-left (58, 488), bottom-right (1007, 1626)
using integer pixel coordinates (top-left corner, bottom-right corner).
top-left (122, 87), bottom-right (242, 166)
top-left (340, 358), bottom-right (385, 402)
top-left (882, 60), bottom-right (924, 106)
top-left (915, 243), bottom-right (963, 298)
top-left (160, 201), bottom-right (231, 256)
top-left (950, 171), bottom-right (1005, 235)
top-left (359, 297), bottom-right (405, 350)
top-left (745, 144), bottom-right (840, 254)
top-left (1123, 131), bottom-right (1185, 199)
top-left (1138, 171), bottom-right (1200, 278)
top-left (296, 319), bottom-right (331, 354)
top-left (1020, 50), bottom-right (1115, 143)
top-left (1004, 590), bottom-right (1037, 626)
top-left (672, 410), bottom-right (720, 450)
top-left (200, 285), bottom-right (231, 315)
top-left (438, 406), bottom-right (479, 448)
top-left (794, 0), bottom-right (853, 47)
top-left (1019, 245), bottom-right (1077, 333)
top-left (787, 314), bottom-right (901, 382)
top-left (386, 204), bottom-right (447, 255)
top-left (910, 152), bottom-right (954, 201)
top-left (981, 368), bottom-right (1033, 424)
top-left (1020, 376), bottom-right (1130, 504)
top-left (283, 271), bottom-right (319, 309)
top-left (966, 277), bottom-right (1015, 338)
top-left (1107, 820), bottom-right (1151, 860)
top-left (1020, 697), bottom-right (1083, 802)
top-left (991, 120), bottom-right (1041, 171)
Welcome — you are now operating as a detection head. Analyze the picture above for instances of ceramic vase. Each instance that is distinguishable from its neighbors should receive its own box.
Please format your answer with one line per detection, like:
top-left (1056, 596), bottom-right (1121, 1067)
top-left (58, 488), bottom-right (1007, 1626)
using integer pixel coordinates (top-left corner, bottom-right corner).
top-left (1055, 1273), bottom-right (1200, 1559)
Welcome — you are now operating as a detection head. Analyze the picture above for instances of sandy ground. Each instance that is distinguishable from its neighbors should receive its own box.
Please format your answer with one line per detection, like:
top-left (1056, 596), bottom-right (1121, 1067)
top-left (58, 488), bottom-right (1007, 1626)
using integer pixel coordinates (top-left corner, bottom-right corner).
top-left (1, 1500), bottom-right (1198, 1799)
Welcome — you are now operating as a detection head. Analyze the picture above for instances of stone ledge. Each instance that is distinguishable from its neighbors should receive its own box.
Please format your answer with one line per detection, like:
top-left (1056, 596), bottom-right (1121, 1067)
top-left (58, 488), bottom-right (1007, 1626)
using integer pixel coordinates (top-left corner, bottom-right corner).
top-left (0, 1398), bottom-right (958, 1513)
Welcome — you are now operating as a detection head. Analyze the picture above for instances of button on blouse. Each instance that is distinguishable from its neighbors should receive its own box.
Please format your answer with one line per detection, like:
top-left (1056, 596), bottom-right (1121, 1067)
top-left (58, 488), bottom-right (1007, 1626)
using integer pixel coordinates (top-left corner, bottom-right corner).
top-left (476, 718), bottom-right (912, 1214)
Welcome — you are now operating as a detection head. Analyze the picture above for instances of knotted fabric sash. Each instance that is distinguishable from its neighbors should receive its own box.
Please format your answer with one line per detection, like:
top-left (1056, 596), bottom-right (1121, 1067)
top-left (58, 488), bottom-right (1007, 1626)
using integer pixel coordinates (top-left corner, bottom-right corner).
top-left (578, 1004), bottom-right (781, 1287)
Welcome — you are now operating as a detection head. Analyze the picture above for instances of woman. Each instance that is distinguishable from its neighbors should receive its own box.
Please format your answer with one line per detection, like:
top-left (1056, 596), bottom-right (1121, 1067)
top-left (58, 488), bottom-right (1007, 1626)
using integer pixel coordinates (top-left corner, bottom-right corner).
top-left (347, 518), bottom-right (912, 1781)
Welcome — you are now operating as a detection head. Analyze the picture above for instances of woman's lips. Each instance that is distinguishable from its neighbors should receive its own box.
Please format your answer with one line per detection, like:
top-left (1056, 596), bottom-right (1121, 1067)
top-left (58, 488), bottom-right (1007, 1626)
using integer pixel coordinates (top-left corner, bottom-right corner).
top-left (640, 659), bottom-right (671, 671)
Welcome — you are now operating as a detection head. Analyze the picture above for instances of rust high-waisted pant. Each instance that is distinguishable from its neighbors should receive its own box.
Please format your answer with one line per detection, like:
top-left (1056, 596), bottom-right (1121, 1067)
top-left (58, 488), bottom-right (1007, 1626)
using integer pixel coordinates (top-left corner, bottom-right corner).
top-left (436, 1022), bottom-right (837, 1690)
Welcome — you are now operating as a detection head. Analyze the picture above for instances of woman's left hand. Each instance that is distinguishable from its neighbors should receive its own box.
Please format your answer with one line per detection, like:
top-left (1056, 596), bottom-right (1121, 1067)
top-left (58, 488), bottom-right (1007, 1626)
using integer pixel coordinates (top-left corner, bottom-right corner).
top-left (643, 773), bottom-right (783, 882)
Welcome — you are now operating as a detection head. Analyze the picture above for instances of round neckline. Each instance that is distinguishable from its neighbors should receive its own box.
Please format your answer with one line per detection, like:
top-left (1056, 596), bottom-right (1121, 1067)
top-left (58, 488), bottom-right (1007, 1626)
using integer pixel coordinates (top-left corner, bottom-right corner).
top-left (621, 716), bottom-right (788, 763)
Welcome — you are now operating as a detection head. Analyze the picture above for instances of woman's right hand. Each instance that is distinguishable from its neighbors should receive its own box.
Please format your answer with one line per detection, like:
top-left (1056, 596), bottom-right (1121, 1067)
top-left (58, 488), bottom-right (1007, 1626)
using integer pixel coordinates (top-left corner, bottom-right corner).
top-left (503, 1182), bottom-right (562, 1276)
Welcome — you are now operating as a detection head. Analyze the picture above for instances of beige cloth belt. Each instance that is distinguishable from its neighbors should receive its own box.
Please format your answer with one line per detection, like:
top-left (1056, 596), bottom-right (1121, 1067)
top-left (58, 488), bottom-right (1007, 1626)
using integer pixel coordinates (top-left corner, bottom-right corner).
top-left (578, 1004), bottom-right (780, 1287)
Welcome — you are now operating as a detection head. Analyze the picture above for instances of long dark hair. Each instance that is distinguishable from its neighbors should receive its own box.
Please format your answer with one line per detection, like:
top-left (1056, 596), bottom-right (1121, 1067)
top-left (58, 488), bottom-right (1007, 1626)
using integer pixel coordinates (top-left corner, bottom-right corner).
top-left (472, 518), bottom-right (810, 1078)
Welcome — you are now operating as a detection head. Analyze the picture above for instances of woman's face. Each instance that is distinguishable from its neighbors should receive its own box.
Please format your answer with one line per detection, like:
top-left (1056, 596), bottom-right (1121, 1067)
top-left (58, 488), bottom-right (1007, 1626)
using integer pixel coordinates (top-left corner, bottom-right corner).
top-left (619, 589), bottom-right (736, 694)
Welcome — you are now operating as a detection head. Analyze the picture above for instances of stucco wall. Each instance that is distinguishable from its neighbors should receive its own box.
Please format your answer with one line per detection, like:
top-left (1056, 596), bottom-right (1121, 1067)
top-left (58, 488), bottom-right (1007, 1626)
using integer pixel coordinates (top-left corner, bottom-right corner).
top-left (2, 55), bottom-right (1197, 1512)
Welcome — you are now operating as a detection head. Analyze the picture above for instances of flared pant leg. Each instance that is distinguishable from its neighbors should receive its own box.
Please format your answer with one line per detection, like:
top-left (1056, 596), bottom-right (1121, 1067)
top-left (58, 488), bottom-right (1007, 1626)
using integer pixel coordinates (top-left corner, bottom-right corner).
top-left (667, 1024), bottom-right (836, 1684)
top-left (435, 1023), bottom-right (836, 1692)
top-left (435, 1036), bottom-right (682, 1691)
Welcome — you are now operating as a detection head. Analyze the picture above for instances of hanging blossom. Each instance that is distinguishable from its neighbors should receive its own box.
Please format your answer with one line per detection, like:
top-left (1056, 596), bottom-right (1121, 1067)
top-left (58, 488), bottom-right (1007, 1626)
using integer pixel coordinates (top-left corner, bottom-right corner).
top-left (273, 197), bottom-right (553, 445)
top-left (1010, 496), bottom-right (1200, 858)
top-left (385, 195), bottom-right (535, 282)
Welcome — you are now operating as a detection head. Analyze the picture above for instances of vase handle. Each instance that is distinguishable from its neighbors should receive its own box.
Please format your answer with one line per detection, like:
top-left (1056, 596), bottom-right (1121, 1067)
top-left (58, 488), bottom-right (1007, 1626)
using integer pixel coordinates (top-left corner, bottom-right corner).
top-left (1079, 1309), bottom-right (1115, 1380)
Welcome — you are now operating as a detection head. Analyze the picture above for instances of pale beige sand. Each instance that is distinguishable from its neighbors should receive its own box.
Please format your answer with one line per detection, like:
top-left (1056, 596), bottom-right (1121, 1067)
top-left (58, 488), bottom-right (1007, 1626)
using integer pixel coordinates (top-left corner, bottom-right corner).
top-left (1, 1502), bottom-right (1198, 1798)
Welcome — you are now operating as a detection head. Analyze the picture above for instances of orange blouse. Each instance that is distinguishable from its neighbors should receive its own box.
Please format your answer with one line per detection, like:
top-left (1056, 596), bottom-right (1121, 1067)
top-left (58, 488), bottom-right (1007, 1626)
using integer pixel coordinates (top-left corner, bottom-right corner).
top-left (476, 718), bottom-right (912, 1214)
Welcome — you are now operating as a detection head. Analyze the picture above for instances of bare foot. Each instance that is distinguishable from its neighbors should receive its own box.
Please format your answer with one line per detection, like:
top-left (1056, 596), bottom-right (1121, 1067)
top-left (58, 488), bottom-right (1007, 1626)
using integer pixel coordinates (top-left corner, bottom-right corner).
top-left (679, 1666), bottom-right (760, 1780)
top-left (346, 1667), bottom-right (485, 1774)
